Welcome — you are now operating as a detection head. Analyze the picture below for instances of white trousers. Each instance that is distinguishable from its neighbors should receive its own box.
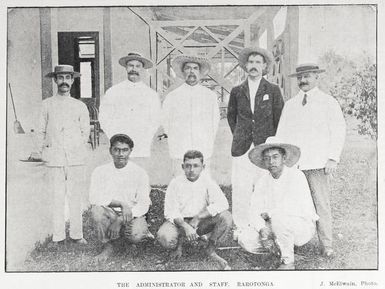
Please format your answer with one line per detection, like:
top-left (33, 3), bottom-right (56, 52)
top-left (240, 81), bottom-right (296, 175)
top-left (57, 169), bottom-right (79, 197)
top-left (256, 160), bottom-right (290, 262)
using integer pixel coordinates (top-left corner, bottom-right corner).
top-left (238, 216), bottom-right (315, 264)
top-left (231, 149), bottom-right (264, 229)
top-left (172, 158), bottom-right (211, 178)
top-left (49, 165), bottom-right (85, 242)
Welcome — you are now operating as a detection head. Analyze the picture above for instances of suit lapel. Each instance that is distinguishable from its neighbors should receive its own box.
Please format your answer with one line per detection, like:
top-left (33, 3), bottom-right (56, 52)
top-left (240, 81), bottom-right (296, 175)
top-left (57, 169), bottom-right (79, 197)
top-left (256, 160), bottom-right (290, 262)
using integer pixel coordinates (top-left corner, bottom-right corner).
top-left (240, 79), bottom-right (253, 115)
top-left (240, 79), bottom-right (250, 101)
top-left (255, 78), bottom-right (267, 99)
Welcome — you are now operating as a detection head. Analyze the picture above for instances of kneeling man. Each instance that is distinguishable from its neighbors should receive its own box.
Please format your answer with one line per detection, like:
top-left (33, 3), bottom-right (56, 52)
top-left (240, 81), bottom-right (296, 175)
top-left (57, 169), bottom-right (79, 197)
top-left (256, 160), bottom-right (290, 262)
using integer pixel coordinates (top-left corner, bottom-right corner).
top-left (89, 134), bottom-right (153, 261)
top-left (157, 150), bottom-right (233, 270)
top-left (238, 137), bottom-right (318, 269)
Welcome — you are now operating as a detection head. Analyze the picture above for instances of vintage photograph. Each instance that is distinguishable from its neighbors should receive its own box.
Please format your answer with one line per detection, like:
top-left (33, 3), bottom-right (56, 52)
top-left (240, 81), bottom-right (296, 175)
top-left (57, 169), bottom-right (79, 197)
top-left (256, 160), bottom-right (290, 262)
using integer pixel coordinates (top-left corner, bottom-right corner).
top-left (5, 3), bottom-right (378, 276)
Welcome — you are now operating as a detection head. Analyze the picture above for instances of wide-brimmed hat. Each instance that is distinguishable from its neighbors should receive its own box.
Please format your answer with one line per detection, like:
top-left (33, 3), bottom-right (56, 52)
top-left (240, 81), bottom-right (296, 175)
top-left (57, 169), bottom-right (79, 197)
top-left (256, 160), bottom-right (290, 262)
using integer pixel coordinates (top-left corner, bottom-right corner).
top-left (288, 63), bottom-right (326, 77)
top-left (171, 54), bottom-right (211, 79)
top-left (118, 52), bottom-right (153, 69)
top-left (45, 65), bottom-right (81, 78)
top-left (238, 47), bottom-right (273, 75)
top-left (248, 136), bottom-right (301, 169)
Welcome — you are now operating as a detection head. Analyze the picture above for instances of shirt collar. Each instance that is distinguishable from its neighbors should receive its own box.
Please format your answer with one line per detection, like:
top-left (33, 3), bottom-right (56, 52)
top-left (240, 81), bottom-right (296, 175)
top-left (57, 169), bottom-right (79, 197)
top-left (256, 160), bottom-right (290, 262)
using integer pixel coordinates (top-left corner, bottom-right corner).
top-left (126, 79), bottom-right (144, 88)
top-left (183, 82), bottom-right (202, 90)
top-left (269, 165), bottom-right (288, 181)
top-left (54, 93), bottom-right (71, 100)
top-left (248, 77), bottom-right (262, 88)
top-left (299, 86), bottom-right (319, 98)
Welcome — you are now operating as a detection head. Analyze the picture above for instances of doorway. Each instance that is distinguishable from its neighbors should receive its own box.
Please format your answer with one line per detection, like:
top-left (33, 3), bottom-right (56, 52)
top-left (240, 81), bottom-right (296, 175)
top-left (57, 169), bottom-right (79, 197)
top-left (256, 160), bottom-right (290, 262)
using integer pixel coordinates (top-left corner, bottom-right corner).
top-left (58, 31), bottom-right (100, 107)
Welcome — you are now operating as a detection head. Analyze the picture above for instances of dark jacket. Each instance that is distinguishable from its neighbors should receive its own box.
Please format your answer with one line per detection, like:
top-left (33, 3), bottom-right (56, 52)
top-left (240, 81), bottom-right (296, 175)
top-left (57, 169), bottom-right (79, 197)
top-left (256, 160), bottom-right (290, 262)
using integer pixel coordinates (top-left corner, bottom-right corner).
top-left (227, 78), bottom-right (284, 157)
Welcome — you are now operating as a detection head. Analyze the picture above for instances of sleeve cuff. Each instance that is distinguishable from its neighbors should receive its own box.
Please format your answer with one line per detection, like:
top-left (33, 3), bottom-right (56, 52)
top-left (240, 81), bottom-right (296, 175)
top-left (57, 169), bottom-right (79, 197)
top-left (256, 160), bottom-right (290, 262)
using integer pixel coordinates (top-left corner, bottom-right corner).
top-left (206, 205), bottom-right (218, 217)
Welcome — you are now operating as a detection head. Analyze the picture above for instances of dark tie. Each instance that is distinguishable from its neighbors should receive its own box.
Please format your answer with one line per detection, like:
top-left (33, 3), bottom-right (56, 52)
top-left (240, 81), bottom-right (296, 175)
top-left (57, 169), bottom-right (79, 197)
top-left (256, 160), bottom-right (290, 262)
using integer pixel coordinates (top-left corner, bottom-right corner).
top-left (302, 93), bottom-right (308, 106)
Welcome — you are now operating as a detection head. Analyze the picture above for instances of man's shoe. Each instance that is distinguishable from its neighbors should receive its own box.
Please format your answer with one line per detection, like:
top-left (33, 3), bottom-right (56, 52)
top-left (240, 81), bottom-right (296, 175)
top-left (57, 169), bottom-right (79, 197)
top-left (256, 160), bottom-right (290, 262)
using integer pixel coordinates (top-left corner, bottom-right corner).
top-left (73, 238), bottom-right (88, 245)
top-left (278, 262), bottom-right (295, 270)
top-left (233, 228), bottom-right (242, 241)
top-left (322, 248), bottom-right (335, 258)
top-left (144, 231), bottom-right (155, 240)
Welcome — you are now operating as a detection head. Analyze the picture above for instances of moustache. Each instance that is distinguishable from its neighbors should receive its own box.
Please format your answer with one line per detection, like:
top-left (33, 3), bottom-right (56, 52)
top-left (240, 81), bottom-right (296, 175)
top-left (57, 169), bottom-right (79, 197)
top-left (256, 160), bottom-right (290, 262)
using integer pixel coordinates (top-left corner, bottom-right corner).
top-left (188, 73), bottom-right (196, 78)
top-left (299, 82), bottom-right (308, 86)
top-left (59, 83), bottom-right (70, 88)
top-left (248, 68), bottom-right (258, 72)
top-left (128, 71), bottom-right (139, 76)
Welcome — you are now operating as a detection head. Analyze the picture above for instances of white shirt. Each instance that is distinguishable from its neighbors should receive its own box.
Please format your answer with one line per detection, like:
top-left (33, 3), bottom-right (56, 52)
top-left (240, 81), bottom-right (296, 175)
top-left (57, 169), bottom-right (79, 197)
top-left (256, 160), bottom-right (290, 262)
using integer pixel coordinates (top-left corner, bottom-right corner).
top-left (89, 161), bottom-right (151, 217)
top-left (37, 94), bottom-right (90, 166)
top-left (162, 83), bottom-right (220, 159)
top-left (164, 173), bottom-right (229, 222)
top-left (248, 166), bottom-right (318, 231)
top-left (99, 80), bottom-right (161, 158)
top-left (248, 77), bottom-right (262, 113)
top-left (276, 87), bottom-right (346, 170)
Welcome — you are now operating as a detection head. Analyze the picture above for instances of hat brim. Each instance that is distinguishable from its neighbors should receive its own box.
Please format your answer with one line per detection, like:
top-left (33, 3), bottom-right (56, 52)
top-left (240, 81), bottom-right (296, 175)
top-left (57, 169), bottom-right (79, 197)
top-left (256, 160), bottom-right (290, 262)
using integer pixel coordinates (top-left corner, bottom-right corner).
top-left (118, 56), bottom-right (153, 69)
top-left (172, 55), bottom-right (211, 79)
top-left (288, 69), bottom-right (326, 77)
top-left (45, 71), bottom-right (81, 78)
top-left (238, 47), bottom-right (273, 75)
top-left (248, 142), bottom-right (301, 170)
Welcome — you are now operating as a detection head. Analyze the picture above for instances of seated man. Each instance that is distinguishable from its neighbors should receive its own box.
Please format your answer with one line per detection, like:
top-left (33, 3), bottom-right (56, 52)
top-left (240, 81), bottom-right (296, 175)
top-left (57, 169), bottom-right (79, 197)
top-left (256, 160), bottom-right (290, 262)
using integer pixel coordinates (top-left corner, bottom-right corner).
top-left (157, 150), bottom-right (233, 270)
top-left (89, 134), bottom-right (153, 261)
top-left (238, 136), bottom-right (319, 270)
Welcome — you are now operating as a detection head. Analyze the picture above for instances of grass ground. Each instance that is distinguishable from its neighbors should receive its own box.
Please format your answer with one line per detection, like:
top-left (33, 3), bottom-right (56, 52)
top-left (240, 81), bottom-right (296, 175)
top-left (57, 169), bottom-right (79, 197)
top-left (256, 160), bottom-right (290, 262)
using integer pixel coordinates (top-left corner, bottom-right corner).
top-left (23, 127), bottom-right (377, 271)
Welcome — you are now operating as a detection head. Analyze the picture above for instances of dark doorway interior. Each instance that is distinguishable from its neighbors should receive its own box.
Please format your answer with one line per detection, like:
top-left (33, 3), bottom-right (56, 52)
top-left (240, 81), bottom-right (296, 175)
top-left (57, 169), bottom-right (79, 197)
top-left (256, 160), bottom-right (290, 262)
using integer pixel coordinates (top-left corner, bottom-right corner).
top-left (58, 31), bottom-right (100, 107)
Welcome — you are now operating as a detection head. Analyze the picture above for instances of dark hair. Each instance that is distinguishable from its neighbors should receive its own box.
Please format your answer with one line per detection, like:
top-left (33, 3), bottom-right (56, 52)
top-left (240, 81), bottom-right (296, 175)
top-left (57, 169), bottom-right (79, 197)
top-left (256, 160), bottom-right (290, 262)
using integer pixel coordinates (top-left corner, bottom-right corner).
top-left (248, 52), bottom-right (266, 63)
top-left (262, 146), bottom-right (286, 157)
top-left (182, 61), bottom-right (201, 72)
top-left (183, 150), bottom-right (204, 163)
top-left (110, 134), bottom-right (134, 149)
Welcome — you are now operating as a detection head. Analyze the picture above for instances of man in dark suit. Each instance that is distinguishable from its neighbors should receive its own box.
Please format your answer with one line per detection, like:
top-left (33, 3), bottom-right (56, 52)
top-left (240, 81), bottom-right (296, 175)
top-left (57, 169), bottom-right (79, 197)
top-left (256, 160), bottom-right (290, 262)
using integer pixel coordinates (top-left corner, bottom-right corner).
top-left (227, 47), bottom-right (284, 239)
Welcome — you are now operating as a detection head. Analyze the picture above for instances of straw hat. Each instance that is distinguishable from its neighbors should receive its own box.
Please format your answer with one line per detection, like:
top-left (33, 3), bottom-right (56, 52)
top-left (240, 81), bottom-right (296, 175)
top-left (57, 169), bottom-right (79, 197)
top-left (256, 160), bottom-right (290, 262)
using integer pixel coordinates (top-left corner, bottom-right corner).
top-left (248, 136), bottom-right (301, 169)
top-left (118, 52), bottom-right (153, 69)
top-left (288, 63), bottom-right (326, 77)
top-left (238, 47), bottom-right (273, 75)
top-left (45, 65), bottom-right (81, 78)
top-left (171, 54), bottom-right (211, 79)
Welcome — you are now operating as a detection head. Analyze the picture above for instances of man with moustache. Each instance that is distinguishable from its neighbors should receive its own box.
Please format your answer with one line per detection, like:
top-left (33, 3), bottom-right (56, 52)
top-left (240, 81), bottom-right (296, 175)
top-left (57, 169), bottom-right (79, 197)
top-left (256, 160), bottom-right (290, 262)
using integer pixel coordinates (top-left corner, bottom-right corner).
top-left (99, 52), bottom-right (161, 169)
top-left (276, 63), bottom-right (346, 257)
top-left (227, 47), bottom-right (284, 238)
top-left (89, 134), bottom-right (153, 261)
top-left (36, 65), bottom-right (90, 246)
top-left (162, 55), bottom-right (220, 176)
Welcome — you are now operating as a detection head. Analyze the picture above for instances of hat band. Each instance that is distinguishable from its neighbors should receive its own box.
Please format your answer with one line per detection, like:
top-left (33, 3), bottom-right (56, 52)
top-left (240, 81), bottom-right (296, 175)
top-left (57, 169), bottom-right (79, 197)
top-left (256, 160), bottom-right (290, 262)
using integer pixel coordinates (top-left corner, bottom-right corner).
top-left (296, 65), bottom-right (320, 73)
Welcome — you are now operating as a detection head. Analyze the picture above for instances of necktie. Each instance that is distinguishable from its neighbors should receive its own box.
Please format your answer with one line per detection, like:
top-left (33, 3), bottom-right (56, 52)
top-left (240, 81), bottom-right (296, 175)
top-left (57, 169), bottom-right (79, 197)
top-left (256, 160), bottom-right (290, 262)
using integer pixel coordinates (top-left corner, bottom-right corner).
top-left (302, 93), bottom-right (308, 106)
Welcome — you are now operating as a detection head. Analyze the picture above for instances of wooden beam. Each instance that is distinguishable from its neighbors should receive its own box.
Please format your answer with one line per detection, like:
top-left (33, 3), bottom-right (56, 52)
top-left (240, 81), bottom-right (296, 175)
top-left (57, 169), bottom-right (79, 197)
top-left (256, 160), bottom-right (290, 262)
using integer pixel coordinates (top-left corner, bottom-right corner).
top-left (207, 9), bottom-right (266, 59)
top-left (154, 26), bottom-right (192, 61)
top-left (155, 26), bottom-right (199, 66)
top-left (244, 22), bottom-right (251, 47)
top-left (149, 27), bottom-right (157, 89)
top-left (39, 8), bottom-right (53, 100)
top-left (201, 26), bottom-right (238, 59)
top-left (224, 63), bottom-right (240, 78)
top-left (103, 8), bottom-right (113, 93)
top-left (150, 19), bottom-right (244, 27)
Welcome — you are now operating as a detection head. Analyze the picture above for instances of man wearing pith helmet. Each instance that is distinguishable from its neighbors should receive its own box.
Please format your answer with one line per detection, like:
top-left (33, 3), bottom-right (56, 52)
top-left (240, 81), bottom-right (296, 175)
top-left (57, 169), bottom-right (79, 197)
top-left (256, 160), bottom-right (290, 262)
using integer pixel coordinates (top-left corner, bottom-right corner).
top-left (99, 52), bottom-right (161, 170)
top-left (227, 47), bottom-right (284, 239)
top-left (238, 136), bottom-right (318, 270)
top-left (37, 64), bottom-right (90, 246)
top-left (162, 54), bottom-right (220, 176)
top-left (276, 63), bottom-right (346, 258)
